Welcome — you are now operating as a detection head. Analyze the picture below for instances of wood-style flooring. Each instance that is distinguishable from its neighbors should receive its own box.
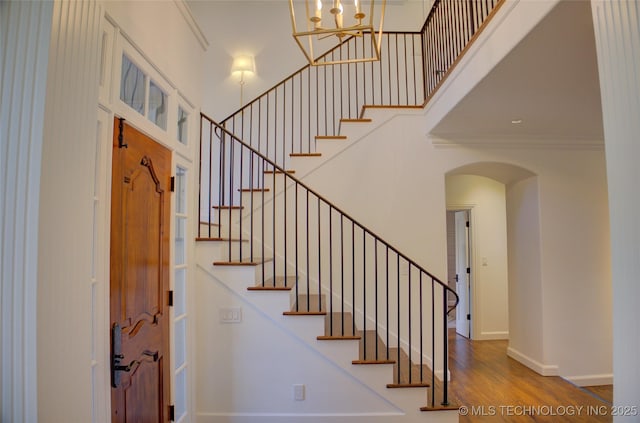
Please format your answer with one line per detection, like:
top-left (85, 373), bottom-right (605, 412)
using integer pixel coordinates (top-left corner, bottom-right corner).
top-left (446, 330), bottom-right (613, 422)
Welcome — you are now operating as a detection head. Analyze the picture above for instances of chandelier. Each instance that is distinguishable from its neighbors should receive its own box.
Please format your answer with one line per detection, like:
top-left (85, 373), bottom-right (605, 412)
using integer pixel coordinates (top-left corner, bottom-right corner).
top-left (288, 0), bottom-right (386, 66)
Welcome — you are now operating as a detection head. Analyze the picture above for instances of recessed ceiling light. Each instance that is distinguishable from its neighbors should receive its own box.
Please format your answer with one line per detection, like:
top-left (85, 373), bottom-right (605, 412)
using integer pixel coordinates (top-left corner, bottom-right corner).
top-left (511, 119), bottom-right (523, 124)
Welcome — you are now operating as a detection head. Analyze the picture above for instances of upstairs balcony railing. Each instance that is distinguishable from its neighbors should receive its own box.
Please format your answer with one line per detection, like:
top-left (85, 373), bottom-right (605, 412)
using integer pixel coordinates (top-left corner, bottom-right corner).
top-left (219, 0), bottom-right (503, 171)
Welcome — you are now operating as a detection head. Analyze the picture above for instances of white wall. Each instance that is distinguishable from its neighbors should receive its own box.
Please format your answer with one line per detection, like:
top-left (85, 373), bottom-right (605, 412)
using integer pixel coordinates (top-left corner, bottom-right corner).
top-left (290, 105), bottom-right (611, 384)
top-left (104, 0), bottom-right (207, 108)
top-left (591, 0), bottom-right (640, 413)
top-left (505, 176), bottom-right (545, 373)
top-left (446, 174), bottom-right (509, 341)
top-left (1, 1), bottom-right (53, 421)
top-left (37, 1), bottom-right (103, 421)
top-left (195, 267), bottom-right (406, 421)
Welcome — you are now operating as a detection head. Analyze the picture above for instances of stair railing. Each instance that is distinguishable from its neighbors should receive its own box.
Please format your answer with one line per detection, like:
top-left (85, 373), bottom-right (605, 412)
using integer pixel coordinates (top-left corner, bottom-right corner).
top-left (219, 0), bottom-right (504, 172)
top-left (200, 113), bottom-right (459, 407)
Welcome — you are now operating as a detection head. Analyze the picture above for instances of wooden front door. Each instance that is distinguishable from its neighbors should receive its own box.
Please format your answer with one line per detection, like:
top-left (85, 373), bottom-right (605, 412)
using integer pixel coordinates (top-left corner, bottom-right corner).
top-left (110, 118), bottom-right (171, 423)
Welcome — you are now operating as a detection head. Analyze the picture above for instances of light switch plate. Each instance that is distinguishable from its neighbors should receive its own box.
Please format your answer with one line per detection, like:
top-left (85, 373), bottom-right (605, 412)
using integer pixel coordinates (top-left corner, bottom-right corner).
top-left (219, 307), bottom-right (242, 323)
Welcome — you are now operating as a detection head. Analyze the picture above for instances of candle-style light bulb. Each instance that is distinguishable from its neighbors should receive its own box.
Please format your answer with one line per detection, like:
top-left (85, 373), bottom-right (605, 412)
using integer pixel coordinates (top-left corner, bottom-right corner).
top-left (335, 2), bottom-right (343, 27)
top-left (354, 0), bottom-right (365, 20)
top-left (311, 0), bottom-right (322, 26)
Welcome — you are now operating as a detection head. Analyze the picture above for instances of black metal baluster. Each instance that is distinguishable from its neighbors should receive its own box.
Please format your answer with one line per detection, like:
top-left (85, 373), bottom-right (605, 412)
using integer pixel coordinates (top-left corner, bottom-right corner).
top-left (306, 190), bottom-right (310, 312)
top-left (420, 272), bottom-right (424, 382)
top-left (395, 34), bottom-right (400, 104)
top-left (329, 206), bottom-right (333, 335)
top-left (386, 246), bottom-right (389, 360)
top-left (272, 155), bottom-right (276, 285)
top-left (442, 285), bottom-right (450, 405)
top-left (375, 240), bottom-right (379, 359)
top-left (408, 262), bottom-right (412, 385)
top-left (323, 64), bottom-right (327, 138)
top-left (351, 221), bottom-right (355, 336)
top-left (283, 168), bottom-right (288, 290)
top-left (362, 228), bottom-right (367, 360)
top-left (396, 254), bottom-right (400, 384)
top-left (431, 278), bottom-right (435, 408)
top-left (249, 116), bottom-right (255, 262)
top-left (341, 215), bottom-right (345, 336)
top-left (295, 181), bottom-right (299, 295)
top-left (317, 196), bottom-right (321, 312)
top-left (239, 143), bottom-right (244, 261)
top-left (228, 134), bottom-right (234, 260)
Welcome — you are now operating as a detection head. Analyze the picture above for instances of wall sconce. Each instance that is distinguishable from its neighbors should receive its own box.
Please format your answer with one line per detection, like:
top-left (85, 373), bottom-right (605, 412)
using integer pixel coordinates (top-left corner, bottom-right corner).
top-left (231, 54), bottom-right (256, 106)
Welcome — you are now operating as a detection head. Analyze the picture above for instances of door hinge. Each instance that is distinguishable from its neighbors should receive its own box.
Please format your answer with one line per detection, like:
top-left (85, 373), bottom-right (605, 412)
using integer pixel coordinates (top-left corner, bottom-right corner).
top-left (467, 314), bottom-right (471, 320)
top-left (466, 267), bottom-right (471, 274)
top-left (118, 117), bottom-right (128, 149)
top-left (170, 176), bottom-right (175, 192)
top-left (455, 274), bottom-right (459, 282)
top-left (168, 404), bottom-right (175, 421)
top-left (168, 290), bottom-right (174, 307)
top-left (466, 221), bottom-right (469, 228)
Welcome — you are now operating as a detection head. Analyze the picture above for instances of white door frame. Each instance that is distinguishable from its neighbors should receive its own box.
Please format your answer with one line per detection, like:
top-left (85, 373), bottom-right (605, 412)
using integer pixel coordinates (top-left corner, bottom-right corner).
top-left (447, 205), bottom-right (477, 339)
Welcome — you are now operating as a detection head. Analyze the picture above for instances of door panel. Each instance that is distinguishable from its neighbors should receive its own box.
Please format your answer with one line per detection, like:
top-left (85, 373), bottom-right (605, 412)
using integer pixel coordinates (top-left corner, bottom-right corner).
top-left (455, 210), bottom-right (471, 338)
top-left (111, 118), bottom-right (171, 423)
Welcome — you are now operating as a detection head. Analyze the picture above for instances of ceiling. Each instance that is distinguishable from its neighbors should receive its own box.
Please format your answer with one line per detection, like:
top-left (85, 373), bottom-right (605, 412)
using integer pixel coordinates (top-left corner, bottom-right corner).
top-left (430, 0), bottom-right (604, 145)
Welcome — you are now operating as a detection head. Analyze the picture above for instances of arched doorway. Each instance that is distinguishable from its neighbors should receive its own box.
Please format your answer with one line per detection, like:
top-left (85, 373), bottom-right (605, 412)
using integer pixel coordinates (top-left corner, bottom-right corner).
top-left (445, 162), bottom-right (538, 347)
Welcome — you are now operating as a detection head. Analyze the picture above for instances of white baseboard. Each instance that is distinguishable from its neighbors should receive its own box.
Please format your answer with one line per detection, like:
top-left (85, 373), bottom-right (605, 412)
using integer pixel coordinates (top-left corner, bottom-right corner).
top-left (507, 347), bottom-right (559, 376)
top-left (477, 331), bottom-right (509, 340)
top-left (563, 374), bottom-right (613, 387)
top-left (196, 412), bottom-right (458, 423)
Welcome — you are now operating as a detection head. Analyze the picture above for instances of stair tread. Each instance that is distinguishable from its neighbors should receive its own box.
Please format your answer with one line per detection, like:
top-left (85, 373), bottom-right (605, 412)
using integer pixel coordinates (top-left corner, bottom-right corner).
top-left (315, 135), bottom-right (347, 140)
top-left (248, 276), bottom-right (296, 291)
top-left (420, 404), bottom-right (460, 412)
top-left (317, 335), bottom-right (362, 340)
top-left (212, 205), bottom-right (244, 210)
top-left (283, 311), bottom-right (327, 316)
top-left (213, 257), bottom-right (273, 266)
top-left (239, 188), bottom-right (270, 192)
top-left (352, 359), bottom-right (396, 365)
top-left (387, 382), bottom-right (430, 388)
top-left (196, 237), bottom-right (248, 242)
top-left (264, 169), bottom-right (295, 174)
top-left (341, 118), bottom-right (372, 123)
top-left (290, 152), bottom-right (322, 157)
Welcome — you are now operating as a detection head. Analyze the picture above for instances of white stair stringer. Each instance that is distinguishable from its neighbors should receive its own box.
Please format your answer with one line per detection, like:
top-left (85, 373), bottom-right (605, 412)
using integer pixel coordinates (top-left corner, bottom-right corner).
top-left (195, 241), bottom-right (459, 423)
top-left (289, 107), bottom-right (425, 183)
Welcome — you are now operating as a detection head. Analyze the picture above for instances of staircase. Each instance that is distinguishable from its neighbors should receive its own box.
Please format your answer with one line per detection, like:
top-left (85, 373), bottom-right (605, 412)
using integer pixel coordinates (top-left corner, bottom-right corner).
top-left (196, 0), bottom-right (503, 420)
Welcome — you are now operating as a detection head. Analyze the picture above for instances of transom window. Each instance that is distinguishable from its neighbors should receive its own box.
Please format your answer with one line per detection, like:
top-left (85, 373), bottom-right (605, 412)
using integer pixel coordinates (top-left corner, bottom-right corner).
top-left (120, 54), bottom-right (168, 131)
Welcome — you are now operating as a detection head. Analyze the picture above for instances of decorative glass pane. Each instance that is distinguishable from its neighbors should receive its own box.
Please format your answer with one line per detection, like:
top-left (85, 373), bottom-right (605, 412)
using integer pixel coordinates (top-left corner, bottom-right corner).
top-left (175, 318), bottom-right (186, 369)
top-left (174, 268), bottom-right (186, 316)
top-left (175, 217), bottom-right (186, 265)
top-left (176, 167), bottom-right (187, 214)
top-left (120, 55), bottom-right (145, 114)
top-left (177, 107), bottom-right (188, 145)
top-left (175, 367), bottom-right (187, 420)
top-left (148, 80), bottom-right (167, 130)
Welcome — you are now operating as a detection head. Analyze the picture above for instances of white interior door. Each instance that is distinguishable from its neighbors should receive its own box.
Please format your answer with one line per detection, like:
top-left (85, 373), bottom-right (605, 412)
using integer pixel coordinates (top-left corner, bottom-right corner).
top-left (455, 211), bottom-right (471, 338)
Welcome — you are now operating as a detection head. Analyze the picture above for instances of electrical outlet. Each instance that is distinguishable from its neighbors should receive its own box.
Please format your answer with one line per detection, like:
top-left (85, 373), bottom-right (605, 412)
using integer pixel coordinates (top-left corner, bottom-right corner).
top-left (293, 384), bottom-right (305, 401)
top-left (219, 307), bottom-right (242, 323)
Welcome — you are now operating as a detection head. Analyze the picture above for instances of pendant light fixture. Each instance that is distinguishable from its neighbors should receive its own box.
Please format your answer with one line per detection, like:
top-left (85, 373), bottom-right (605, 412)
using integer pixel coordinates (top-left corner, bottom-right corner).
top-left (289, 0), bottom-right (386, 66)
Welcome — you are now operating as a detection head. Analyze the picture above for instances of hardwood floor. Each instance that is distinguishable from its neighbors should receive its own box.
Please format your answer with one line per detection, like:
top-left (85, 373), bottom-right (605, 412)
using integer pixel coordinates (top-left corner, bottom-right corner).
top-left (446, 330), bottom-right (613, 422)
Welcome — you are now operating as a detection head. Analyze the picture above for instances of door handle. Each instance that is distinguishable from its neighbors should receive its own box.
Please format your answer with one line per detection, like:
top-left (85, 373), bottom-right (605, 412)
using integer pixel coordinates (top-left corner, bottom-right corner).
top-left (111, 323), bottom-right (125, 387)
top-left (112, 324), bottom-right (159, 388)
